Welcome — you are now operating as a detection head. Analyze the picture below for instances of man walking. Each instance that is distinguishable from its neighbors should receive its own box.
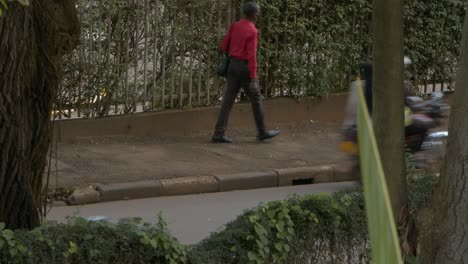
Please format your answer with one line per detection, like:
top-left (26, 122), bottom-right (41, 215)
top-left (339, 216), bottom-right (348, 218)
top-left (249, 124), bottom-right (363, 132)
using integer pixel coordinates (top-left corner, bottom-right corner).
top-left (212, 1), bottom-right (280, 143)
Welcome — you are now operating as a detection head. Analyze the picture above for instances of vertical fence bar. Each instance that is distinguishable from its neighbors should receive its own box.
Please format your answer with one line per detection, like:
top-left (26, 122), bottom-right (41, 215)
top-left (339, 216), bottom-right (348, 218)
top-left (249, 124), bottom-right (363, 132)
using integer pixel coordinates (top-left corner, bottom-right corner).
top-left (275, 35), bottom-right (281, 96)
top-left (264, 16), bottom-right (271, 98)
top-left (134, 2), bottom-right (140, 112)
top-left (215, 4), bottom-right (223, 102)
top-left (124, 16), bottom-right (130, 113)
top-left (105, 4), bottom-right (112, 116)
top-left (152, 0), bottom-right (159, 110)
top-left (206, 5), bottom-right (214, 106)
top-left (170, 50), bottom-right (175, 108)
top-left (188, 6), bottom-right (194, 108)
top-left (67, 70), bottom-right (72, 118)
top-left (114, 41), bottom-right (121, 114)
top-left (179, 56), bottom-right (184, 109)
top-left (206, 66), bottom-right (211, 106)
top-left (178, 7), bottom-right (185, 109)
top-left (77, 2), bottom-right (84, 117)
top-left (143, 0), bottom-right (149, 110)
top-left (92, 1), bottom-right (102, 116)
top-left (88, 1), bottom-right (94, 116)
top-left (294, 14), bottom-right (300, 96)
top-left (114, 3), bottom-right (122, 114)
top-left (170, 10), bottom-right (176, 108)
top-left (194, 4), bottom-right (202, 106)
top-left (161, 7), bottom-right (167, 109)
top-left (197, 53), bottom-right (202, 106)
top-left (96, 2), bottom-right (103, 116)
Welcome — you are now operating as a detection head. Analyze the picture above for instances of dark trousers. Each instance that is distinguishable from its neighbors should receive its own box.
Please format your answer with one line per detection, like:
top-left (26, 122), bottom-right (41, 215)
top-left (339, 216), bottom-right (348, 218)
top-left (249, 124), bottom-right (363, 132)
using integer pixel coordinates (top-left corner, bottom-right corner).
top-left (214, 59), bottom-right (265, 136)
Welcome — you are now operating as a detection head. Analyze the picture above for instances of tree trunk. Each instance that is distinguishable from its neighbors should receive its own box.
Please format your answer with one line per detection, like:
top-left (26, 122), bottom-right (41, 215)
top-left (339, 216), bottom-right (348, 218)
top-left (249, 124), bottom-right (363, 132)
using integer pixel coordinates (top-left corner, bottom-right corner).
top-left (0, 1), bottom-right (80, 229)
top-left (418, 10), bottom-right (468, 263)
top-left (372, 0), bottom-right (407, 220)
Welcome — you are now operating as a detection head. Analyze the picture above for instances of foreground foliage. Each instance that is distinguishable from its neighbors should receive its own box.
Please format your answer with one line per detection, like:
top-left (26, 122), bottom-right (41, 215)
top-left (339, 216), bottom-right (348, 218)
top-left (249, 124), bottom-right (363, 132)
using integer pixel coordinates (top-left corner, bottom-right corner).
top-left (0, 175), bottom-right (437, 264)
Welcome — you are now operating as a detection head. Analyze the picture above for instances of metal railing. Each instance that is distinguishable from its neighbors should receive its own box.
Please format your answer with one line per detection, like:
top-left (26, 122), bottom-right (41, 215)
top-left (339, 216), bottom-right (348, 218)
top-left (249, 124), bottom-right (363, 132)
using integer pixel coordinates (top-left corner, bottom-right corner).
top-left (56, 0), bottom-right (456, 120)
top-left (58, 0), bottom-right (242, 119)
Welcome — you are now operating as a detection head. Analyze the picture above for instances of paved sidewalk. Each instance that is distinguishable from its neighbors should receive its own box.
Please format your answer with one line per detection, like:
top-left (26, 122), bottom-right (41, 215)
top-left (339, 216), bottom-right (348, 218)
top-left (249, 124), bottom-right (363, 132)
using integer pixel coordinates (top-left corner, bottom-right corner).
top-left (50, 122), bottom-right (346, 190)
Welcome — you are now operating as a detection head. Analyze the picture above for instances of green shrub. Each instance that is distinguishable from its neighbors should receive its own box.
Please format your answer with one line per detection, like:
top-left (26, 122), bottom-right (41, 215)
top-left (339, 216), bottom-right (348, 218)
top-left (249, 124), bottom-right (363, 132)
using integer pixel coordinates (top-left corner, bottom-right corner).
top-left (0, 216), bottom-right (187, 264)
top-left (407, 174), bottom-right (439, 210)
top-left (0, 175), bottom-right (437, 264)
top-left (190, 175), bottom-right (437, 264)
top-left (189, 190), bottom-right (370, 264)
top-left (256, 0), bottom-right (467, 97)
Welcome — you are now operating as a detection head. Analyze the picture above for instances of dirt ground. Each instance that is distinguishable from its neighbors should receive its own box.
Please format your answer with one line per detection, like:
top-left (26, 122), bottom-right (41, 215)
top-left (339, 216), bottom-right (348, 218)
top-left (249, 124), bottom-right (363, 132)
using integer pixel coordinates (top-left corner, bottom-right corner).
top-left (49, 121), bottom-right (347, 189)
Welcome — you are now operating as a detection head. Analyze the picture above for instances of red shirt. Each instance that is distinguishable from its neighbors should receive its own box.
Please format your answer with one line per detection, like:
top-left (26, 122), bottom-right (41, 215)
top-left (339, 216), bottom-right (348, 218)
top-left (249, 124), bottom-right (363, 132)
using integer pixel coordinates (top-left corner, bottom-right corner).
top-left (221, 19), bottom-right (258, 79)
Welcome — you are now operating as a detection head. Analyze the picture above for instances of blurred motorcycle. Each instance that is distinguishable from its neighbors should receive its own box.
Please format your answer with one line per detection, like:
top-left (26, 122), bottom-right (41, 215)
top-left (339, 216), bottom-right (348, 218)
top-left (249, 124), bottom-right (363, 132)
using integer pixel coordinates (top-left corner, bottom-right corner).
top-left (340, 91), bottom-right (449, 156)
top-left (405, 91), bottom-right (449, 152)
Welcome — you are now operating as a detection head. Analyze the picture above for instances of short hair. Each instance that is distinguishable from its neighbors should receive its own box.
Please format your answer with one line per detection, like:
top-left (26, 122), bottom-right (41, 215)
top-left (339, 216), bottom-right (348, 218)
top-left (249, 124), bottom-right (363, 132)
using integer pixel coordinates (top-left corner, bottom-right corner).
top-left (242, 2), bottom-right (260, 18)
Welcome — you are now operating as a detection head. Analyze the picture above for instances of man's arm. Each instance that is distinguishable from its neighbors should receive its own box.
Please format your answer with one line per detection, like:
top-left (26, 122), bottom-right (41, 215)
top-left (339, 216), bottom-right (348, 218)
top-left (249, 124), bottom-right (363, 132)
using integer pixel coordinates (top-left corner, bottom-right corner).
top-left (246, 30), bottom-right (258, 79)
top-left (220, 25), bottom-right (233, 53)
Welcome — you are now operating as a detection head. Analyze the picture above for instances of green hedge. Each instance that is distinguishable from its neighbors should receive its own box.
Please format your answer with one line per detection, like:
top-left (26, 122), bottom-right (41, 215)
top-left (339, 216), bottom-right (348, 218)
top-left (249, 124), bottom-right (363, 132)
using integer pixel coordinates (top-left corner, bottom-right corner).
top-left (255, 0), bottom-right (467, 97)
top-left (189, 190), bottom-right (370, 264)
top-left (60, 0), bottom-right (466, 116)
top-left (0, 175), bottom-right (438, 264)
top-left (0, 216), bottom-right (187, 264)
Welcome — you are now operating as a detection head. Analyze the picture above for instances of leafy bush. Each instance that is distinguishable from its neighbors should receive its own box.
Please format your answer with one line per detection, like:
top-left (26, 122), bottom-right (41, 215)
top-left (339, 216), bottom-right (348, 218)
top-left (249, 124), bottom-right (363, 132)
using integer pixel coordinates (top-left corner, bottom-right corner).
top-left (0, 175), bottom-right (437, 263)
top-left (407, 174), bottom-right (439, 210)
top-left (190, 175), bottom-right (437, 264)
top-left (190, 190), bottom-right (370, 264)
top-left (0, 216), bottom-right (187, 264)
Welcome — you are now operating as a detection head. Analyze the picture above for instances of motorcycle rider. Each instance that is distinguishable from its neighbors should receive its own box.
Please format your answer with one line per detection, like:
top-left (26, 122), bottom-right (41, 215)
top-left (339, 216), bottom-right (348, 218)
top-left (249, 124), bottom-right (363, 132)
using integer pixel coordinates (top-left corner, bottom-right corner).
top-left (403, 57), bottom-right (435, 151)
top-left (340, 57), bottom-right (428, 154)
top-left (340, 62), bottom-right (372, 155)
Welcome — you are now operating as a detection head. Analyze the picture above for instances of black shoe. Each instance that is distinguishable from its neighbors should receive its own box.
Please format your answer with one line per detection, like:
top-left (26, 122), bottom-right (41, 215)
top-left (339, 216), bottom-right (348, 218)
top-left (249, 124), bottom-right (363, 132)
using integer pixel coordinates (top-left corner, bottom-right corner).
top-left (212, 135), bottom-right (233, 143)
top-left (257, 130), bottom-right (280, 142)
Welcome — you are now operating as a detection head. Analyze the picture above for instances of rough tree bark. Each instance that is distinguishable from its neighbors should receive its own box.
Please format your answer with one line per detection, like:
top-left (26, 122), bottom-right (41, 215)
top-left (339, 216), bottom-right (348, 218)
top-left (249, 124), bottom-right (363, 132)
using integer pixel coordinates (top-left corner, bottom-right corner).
top-left (372, 0), bottom-right (407, 220)
top-left (0, 1), bottom-right (80, 229)
top-left (418, 10), bottom-right (468, 263)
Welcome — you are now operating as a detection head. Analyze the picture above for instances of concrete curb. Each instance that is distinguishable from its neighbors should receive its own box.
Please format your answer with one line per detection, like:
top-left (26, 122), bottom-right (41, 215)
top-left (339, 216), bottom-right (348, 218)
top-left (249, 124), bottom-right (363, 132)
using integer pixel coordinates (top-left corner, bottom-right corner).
top-left (160, 176), bottom-right (219, 196)
top-left (96, 180), bottom-right (163, 202)
top-left (215, 171), bottom-right (278, 192)
top-left (66, 164), bottom-right (358, 205)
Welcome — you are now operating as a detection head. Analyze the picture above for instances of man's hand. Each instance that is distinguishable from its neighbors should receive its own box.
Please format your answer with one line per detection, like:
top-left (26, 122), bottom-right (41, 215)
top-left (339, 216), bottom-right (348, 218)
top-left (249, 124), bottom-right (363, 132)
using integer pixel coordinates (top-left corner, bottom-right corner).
top-left (249, 78), bottom-right (259, 94)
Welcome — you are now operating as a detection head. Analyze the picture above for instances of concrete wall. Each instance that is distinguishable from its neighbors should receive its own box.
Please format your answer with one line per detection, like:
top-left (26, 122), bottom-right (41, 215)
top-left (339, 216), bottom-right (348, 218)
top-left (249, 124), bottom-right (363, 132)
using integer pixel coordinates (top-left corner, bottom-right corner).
top-left (54, 94), bottom-right (349, 143)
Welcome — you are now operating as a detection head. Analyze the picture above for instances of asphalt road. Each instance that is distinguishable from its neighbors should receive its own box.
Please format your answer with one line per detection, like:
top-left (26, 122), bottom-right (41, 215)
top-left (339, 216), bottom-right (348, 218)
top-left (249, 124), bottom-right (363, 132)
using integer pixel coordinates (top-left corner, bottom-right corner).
top-left (48, 182), bottom-right (358, 244)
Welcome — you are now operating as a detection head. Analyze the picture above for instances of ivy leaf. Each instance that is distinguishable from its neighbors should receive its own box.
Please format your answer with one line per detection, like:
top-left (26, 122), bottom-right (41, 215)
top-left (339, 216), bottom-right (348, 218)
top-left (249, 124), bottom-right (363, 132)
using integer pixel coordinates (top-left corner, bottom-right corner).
top-left (2, 229), bottom-right (14, 240)
top-left (275, 222), bottom-right (285, 233)
top-left (68, 241), bottom-right (78, 254)
top-left (247, 251), bottom-right (258, 261)
top-left (274, 243), bottom-right (283, 251)
top-left (17, 245), bottom-right (27, 253)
